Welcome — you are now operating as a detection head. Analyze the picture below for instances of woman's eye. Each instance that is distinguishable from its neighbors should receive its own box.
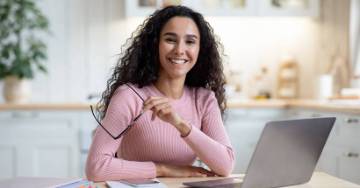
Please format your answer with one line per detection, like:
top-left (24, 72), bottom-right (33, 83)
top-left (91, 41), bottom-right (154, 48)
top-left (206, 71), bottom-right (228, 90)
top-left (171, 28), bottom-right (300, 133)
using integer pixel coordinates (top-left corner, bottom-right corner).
top-left (186, 40), bottom-right (196, 45)
top-left (165, 38), bottom-right (176, 43)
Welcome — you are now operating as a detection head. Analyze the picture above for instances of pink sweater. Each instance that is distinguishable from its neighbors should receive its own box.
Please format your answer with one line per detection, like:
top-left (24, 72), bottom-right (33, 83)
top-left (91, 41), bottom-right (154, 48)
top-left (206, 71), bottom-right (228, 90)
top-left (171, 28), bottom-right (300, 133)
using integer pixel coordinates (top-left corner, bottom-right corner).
top-left (85, 84), bottom-right (234, 181)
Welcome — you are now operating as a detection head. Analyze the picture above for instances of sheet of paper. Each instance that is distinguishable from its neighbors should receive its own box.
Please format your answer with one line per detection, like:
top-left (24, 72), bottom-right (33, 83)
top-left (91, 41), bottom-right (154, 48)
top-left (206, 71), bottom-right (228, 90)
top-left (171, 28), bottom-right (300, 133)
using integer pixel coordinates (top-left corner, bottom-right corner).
top-left (106, 180), bottom-right (167, 188)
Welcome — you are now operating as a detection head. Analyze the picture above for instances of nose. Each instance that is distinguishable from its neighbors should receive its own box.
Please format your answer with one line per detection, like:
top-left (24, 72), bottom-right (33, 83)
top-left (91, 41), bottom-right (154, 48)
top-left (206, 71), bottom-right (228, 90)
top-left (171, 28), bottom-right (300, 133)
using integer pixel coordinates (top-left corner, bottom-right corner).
top-left (174, 41), bottom-right (185, 55)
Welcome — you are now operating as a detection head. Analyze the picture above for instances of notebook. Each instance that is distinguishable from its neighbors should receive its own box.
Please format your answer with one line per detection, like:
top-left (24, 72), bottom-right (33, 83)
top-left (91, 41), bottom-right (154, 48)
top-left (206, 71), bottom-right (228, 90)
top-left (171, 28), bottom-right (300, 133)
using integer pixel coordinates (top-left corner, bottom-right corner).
top-left (107, 178), bottom-right (167, 188)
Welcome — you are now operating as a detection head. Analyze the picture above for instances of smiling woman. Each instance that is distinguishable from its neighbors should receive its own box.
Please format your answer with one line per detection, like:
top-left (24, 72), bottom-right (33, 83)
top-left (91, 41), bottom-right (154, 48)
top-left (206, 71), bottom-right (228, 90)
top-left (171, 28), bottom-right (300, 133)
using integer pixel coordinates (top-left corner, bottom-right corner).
top-left (85, 5), bottom-right (234, 181)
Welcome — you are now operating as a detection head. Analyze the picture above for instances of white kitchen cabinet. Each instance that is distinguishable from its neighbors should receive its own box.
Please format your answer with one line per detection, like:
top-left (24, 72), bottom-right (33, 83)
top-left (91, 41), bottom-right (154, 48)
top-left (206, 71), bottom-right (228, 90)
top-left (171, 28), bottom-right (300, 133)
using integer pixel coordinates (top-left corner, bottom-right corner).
top-left (186, 0), bottom-right (257, 17)
top-left (224, 108), bottom-right (287, 173)
top-left (78, 111), bottom-right (98, 177)
top-left (258, 0), bottom-right (319, 17)
top-left (0, 110), bottom-right (96, 180)
top-left (124, 0), bottom-right (318, 17)
top-left (124, 0), bottom-right (255, 17)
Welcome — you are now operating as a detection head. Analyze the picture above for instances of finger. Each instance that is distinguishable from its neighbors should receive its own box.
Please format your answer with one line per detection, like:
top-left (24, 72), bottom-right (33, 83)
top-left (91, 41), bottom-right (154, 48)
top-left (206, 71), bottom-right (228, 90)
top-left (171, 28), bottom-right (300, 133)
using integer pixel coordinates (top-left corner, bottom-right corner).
top-left (195, 167), bottom-right (216, 176)
top-left (152, 104), bottom-right (171, 121)
top-left (191, 172), bottom-right (207, 177)
top-left (157, 107), bottom-right (171, 118)
top-left (143, 97), bottom-right (169, 111)
top-left (152, 112), bottom-right (156, 121)
top-left (153, 103), bottom-right (171, 116)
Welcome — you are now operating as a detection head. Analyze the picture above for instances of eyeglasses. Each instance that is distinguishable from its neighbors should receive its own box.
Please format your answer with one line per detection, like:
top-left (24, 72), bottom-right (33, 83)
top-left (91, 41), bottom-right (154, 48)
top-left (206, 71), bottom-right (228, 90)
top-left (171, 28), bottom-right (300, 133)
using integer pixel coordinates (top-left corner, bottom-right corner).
top-left (90, 84), bottom-right (146, 140)
top-left (90, 105), bottom-right (144, 140)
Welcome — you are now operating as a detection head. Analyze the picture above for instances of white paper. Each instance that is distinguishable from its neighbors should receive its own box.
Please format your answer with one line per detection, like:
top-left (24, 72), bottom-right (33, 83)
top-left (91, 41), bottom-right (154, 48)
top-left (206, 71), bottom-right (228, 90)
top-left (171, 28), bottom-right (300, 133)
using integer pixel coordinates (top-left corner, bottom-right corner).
top-left (106, 180), bottom-right (167, 188)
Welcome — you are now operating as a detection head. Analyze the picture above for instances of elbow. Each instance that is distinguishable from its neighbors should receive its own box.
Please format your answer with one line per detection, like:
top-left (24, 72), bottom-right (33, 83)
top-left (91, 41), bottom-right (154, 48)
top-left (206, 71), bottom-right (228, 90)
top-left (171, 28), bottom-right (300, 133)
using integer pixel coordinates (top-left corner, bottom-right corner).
top-left (86, 163), bottom-right (105, 182)
top-left (85, 158), bottom-right (110, 182)
top-left (214, 151), bottom-right (235, 177)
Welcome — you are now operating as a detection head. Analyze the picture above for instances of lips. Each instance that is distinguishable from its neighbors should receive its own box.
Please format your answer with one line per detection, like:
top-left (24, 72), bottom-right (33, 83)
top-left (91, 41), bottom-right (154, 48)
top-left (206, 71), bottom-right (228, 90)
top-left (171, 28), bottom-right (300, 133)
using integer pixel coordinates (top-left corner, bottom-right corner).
top-left (169, 58), bottom-right (188, 64)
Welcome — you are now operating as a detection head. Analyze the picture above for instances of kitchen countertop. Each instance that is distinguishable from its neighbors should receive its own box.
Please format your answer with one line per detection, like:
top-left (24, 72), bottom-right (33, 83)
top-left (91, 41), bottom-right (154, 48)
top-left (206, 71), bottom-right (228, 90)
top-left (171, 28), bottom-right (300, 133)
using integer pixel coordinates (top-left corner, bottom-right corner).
top-left (227, 99), bottom-right (360, 114)
top-left (0, 99), bottom-right (359, 114)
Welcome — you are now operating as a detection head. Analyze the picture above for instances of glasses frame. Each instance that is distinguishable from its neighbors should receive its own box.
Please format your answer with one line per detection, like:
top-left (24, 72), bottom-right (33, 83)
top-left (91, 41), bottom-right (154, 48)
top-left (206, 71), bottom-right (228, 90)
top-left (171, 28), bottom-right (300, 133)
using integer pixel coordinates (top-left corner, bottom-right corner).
top-left (90, 105), bottom-right (144, 140)
top-left (89, 83), bottom-right (146, 140)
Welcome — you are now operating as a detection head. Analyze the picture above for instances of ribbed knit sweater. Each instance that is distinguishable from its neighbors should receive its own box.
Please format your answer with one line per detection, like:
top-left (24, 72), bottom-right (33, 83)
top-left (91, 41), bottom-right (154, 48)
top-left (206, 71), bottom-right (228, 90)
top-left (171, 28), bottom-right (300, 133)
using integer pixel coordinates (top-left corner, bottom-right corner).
top-left (85, 84), bottom-right (234, 181)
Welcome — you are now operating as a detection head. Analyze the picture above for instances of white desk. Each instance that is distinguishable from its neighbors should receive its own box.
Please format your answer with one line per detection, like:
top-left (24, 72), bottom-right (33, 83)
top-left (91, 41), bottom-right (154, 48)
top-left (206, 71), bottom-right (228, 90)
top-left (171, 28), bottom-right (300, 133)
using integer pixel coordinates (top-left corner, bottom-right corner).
top-left (1, 172), bottom-right (358, 188)
top-left (95, 172), bottom-right (359, 188)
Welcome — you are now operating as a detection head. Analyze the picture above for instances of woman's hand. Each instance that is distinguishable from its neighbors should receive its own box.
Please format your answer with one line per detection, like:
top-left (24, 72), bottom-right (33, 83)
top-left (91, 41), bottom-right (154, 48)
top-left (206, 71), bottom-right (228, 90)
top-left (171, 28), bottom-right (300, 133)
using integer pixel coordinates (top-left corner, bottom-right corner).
top-left (155, 163), bottom-right (216, 177)
top-left (143, 96), bottom-right (191, 136)
top-left (143, 96), bottom-right (181, 125)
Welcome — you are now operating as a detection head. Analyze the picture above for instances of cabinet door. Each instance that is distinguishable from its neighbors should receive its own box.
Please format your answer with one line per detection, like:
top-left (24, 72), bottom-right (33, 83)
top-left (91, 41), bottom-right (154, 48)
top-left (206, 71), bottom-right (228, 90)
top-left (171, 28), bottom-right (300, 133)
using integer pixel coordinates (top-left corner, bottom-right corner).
top-left (338, 148), bottom-right (360, 184)
top-left (184, 0), bottom-right (257, 16)
top-left (225, 108), bottom-right (286, 173)
top-left (337, 115), bottom-right (360, 184)
top-left (78, 111), bottom-right (98, 177)
top-left (258, 0), bottom-right (319, 17)
top-left (125, 0), bottom-right (160, 17)
top-left (0, 111), bottom-right (80, 179)
top-left (125, 0), bottom-right (256, 17)
top-left (317, 144), bottom-right (360, 185)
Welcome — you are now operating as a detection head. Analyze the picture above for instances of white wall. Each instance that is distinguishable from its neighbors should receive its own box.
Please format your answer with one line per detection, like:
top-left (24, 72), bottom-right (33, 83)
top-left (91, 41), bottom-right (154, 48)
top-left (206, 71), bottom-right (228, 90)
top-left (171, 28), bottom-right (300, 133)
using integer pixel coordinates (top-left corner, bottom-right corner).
top-left (0, 0), bottom-right (324, 102)
top-left (207, 17), bottom-right (319, 98)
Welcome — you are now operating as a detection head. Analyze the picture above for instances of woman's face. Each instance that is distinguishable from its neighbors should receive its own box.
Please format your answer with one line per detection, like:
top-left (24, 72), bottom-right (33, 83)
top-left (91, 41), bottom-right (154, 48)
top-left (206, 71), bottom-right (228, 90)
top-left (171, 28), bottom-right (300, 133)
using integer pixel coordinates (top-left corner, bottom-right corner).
top-left (158, 16), bottom-right (200, 80)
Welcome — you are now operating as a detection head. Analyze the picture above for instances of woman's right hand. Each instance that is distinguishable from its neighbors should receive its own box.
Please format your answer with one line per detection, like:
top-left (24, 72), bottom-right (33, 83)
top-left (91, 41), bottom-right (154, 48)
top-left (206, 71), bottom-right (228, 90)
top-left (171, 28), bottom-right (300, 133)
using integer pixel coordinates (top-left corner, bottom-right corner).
top-left (155, 163), bottom-right (216, 177)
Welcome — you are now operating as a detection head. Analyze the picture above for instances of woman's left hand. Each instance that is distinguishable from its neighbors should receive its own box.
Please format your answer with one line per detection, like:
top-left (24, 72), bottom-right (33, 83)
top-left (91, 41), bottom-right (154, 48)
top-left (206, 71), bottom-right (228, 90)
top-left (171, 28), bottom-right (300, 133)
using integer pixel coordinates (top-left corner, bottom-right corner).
top-left (143, 96), bottom-right (182, 126)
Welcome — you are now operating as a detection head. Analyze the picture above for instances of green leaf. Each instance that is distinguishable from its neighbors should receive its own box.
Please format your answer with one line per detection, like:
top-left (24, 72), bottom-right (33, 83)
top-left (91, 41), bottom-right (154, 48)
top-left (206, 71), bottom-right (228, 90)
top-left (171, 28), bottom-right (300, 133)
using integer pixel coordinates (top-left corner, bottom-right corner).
top-left (0, 0), bottom-right (49, 79)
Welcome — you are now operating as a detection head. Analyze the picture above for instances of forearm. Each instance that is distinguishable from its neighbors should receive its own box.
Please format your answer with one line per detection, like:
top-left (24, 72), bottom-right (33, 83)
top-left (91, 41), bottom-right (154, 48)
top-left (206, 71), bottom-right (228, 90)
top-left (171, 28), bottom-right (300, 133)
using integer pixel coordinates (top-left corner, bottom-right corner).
top-left (86, 155), bottom-right (156, 181)
top-left (86, 128), bottom-right (156, 181)
top-left (182, 127), bottom-right (235, 176)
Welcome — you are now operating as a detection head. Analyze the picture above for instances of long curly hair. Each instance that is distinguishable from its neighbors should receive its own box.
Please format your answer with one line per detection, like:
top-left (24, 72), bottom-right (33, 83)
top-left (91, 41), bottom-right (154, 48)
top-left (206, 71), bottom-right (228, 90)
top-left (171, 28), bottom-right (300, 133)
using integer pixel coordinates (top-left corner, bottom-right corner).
top-left (98, 5), bottom-right (226, 120)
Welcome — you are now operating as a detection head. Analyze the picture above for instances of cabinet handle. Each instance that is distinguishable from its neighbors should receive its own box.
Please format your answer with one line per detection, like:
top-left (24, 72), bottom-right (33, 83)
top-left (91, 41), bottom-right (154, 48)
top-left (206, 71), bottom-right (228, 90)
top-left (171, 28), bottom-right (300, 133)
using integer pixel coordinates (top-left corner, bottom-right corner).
top-left (345, 118), bottom-right (359, 124)
top-left (311, 113), bottom-right (321, 118)
top-left (11, 111), bottom-right (39, 119)
top-left (344, 152), bottom-right (359, 158)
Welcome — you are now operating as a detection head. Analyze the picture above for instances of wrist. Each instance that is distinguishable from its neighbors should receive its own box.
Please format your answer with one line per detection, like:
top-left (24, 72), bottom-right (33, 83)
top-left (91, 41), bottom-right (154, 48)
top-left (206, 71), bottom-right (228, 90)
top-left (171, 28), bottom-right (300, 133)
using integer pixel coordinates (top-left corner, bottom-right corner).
top-left (176, 120), bottom-right (191, 137)
top-left (155, 163), bottom-right (165, 177)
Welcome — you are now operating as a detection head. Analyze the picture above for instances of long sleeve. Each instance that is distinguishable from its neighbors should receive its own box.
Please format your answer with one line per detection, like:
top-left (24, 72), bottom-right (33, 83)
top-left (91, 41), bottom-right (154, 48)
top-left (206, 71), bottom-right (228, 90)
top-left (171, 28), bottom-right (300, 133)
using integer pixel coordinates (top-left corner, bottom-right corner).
top-left (85, 86), bottom-right (156, 181)
top-left (182, 90), bottom-right (235, 176)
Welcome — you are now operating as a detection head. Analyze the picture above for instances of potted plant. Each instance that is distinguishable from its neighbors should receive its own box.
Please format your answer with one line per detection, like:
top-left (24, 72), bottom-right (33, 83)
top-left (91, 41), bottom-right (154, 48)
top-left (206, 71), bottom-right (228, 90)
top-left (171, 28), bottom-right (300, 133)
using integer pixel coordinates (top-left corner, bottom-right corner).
top-left (0, 0), bottom-right (49, 103)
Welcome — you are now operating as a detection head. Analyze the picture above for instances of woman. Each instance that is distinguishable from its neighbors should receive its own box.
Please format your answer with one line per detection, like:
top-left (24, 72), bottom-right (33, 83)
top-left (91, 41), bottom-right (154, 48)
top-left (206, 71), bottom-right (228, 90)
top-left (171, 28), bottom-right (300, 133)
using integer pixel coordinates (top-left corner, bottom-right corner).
top-left (86, 5), bottom-right (234, 181)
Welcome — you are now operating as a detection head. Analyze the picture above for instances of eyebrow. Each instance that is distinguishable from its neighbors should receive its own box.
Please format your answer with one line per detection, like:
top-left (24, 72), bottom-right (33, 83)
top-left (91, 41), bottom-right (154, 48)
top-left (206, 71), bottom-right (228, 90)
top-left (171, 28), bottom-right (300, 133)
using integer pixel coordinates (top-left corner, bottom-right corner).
top-left (163, 32), bottom-right (198, 39)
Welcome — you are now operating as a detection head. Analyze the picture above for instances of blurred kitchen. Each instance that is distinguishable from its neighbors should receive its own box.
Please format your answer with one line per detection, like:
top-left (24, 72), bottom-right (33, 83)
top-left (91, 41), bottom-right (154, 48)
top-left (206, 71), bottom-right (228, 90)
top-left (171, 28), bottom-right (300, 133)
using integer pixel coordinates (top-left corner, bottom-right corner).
top-left (0, 0), bottom-right (359, 185)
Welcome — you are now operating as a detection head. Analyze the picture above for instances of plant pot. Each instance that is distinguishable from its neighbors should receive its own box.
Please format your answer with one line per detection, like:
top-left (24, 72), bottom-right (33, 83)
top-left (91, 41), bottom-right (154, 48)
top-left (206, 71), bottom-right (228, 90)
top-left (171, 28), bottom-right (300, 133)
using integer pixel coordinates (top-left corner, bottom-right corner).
top-left (3, 76), bottom-right (32, 103)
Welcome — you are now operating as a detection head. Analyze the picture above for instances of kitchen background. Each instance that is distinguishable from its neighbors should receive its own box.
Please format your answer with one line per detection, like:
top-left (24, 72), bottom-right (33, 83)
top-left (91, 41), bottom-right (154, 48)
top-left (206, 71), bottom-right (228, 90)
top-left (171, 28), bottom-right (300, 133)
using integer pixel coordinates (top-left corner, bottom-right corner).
top-left (1, 0), bottom-right (360, 185)
top-left (0, 0), bottom-right (358, 102)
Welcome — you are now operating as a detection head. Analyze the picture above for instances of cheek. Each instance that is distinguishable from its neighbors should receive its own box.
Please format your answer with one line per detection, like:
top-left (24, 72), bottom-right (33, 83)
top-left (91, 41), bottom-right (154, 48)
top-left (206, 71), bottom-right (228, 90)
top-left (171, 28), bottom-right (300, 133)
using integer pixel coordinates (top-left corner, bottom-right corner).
top-left (159, 44), bottom-right (172, 58)
top-left (189, 48), bottom-right (200, 60)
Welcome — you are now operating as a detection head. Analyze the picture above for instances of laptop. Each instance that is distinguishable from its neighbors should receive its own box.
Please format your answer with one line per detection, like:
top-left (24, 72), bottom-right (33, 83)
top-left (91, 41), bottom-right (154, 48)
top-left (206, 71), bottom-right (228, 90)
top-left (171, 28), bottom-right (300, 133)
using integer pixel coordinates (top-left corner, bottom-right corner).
top-left (183, 117), bottom-right (336, 188)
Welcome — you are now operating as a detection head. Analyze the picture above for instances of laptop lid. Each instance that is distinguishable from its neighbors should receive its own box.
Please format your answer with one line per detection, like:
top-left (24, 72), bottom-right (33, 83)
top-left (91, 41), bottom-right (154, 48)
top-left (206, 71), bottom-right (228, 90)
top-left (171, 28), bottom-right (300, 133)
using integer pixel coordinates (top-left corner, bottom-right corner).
top-left (241, 117), bottom-right (335, 188)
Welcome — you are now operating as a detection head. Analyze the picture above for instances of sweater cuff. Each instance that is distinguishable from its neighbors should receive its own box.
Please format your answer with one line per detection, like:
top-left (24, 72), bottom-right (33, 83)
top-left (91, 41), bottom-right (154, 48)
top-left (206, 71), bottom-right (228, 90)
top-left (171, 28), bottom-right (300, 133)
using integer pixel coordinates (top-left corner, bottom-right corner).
top-left (181, 123), bottom-right (200, 142)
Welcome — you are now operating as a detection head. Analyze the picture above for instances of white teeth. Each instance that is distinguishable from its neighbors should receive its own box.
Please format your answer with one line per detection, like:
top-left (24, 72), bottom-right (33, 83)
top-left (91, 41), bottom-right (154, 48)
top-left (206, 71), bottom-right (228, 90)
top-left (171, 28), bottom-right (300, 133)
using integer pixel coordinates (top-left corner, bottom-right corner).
top-left (170, 59), bottom-right (186, 64)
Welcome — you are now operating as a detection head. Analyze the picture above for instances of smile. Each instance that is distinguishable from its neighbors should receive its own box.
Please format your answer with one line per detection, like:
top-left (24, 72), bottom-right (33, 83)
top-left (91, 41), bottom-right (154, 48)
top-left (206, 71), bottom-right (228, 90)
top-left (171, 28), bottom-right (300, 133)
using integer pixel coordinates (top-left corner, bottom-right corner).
top-left (169, 58), bottom-right (188, 64)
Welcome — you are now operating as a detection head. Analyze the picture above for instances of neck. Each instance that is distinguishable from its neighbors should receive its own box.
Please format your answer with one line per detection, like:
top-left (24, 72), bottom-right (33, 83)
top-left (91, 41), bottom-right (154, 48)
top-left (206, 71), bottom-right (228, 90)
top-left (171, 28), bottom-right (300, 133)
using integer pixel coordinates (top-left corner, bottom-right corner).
top-left (154, 76), bottom-right (185, 99)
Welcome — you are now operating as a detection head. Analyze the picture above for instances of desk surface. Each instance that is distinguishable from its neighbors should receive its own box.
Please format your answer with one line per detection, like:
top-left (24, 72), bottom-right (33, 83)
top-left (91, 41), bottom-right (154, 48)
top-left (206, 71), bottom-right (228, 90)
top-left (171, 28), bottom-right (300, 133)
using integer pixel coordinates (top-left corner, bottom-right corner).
top-left (96, 172), bottom-right (360, 188)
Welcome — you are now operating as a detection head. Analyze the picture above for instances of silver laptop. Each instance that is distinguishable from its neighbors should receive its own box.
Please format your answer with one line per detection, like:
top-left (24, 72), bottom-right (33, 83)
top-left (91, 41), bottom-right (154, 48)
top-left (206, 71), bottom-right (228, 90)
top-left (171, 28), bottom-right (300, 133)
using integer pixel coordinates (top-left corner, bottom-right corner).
top-left (183, 117), bottom-right (336, 188)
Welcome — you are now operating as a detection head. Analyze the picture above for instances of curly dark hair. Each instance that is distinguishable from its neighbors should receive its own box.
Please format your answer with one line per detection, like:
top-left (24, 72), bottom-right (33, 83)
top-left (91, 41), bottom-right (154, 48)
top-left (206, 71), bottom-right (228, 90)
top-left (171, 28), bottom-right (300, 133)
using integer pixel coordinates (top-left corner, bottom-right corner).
top-left (98, 5), bottom-right (227, 120)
